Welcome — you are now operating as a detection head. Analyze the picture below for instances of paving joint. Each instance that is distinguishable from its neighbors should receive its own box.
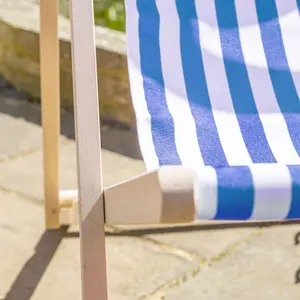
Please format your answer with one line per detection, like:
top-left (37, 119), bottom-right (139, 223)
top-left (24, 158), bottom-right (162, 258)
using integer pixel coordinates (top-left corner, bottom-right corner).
top-left (107, 225), bottom-right (206, 264)
top-left (0, 184), bottom-right (42, 206)
top-left (0, 135), bottom-right (72, 165)
top-left (141, 229), bottom-right (264, 299)
top-left (0, 146), bottom-right (41, 164)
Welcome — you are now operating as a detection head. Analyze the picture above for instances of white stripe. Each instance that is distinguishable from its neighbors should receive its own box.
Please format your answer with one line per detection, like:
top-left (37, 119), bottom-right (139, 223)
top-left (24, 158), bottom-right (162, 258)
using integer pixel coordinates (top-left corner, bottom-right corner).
top-left (235, 0), bottom-right (300, 164)
top-left (195, 0), bottom-right (252, 166)
top-left (250, 164), bottom-right (292, 220)
top-left (156, 0), bottom-right (204, 168)
top-left (125, 0), bottom-right (159, 170)
top-left (194, 3), bottom-right (300, 72)
top-left (194, 166), bottom-right (218, 220)
top-left (276, 0), bottom-right (300, 99)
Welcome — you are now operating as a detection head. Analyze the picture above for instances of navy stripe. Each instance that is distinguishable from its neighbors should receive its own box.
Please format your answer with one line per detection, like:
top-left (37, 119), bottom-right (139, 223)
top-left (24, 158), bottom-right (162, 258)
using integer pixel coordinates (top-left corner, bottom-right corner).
top-left (215, 0), bottom-right (276, 163)
top-left (175, 0), bottom-right (228, 167)
top-left (137, 0), bottom-right (181, 165)
top-left (255, 0), bottom-right (300, 157)
top-left (286, 166), bottom-right (300, 219)
top-left (215, 166), bottom-right (254, 220)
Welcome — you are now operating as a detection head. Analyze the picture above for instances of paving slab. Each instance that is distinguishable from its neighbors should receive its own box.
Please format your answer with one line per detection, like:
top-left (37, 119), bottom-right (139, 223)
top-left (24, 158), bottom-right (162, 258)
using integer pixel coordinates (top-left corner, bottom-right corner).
top-left (0, 141), bottom-right (145, 202)
top-left (2, 93), bottom-right (300, 300)
top-left (0, 111), bottom-right (41, 161)
top-left (0, 190), bottom-right (197, 300)
top-left (165, 225), bottom-right (300, 300)
top-left (0, 94), bottom-right (44, 157)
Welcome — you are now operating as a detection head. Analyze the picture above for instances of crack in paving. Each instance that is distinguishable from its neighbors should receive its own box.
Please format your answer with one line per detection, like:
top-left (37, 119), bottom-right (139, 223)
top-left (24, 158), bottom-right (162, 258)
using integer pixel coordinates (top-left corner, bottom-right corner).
top-left (140, 230), bottom-right (263, 300)
top-left (0, 136), bottom-right (72, 165)
top-left (0, 184), bottom-right (42, 206)
top-left (107, 225), bottom-right (206, 264)
top-left (0, 146), bottom-right (41, 164)
top-left (139, 235), bottom-right (206, 263)
top-left (140, 265), bottom-right (203, 300)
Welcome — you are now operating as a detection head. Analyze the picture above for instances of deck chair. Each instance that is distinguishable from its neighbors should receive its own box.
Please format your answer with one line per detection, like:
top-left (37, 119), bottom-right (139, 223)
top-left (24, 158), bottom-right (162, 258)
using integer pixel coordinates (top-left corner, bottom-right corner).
top-left (39, 0), bottom-right (300, 299)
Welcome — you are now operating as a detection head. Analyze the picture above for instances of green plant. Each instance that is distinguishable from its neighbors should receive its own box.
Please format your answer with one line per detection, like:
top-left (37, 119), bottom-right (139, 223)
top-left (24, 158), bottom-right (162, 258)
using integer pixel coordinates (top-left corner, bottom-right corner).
top-left (95, 0), bottom-right (125, 32)
top-left (59, 0), bottom-right (126, 32)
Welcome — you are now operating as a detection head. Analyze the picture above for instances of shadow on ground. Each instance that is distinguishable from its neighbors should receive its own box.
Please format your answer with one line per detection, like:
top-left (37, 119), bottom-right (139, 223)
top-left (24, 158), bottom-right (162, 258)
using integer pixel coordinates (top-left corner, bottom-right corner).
top-left (0, 91), bottom-right (142, 160)
top-left (296, 232), bottom-right (300, 284)
top-left (104, 219), bottom-right (300, 236)
top-left (3, 222), bottom-right (300, 300)
top-left (3, 227), bottom-right (68, 300)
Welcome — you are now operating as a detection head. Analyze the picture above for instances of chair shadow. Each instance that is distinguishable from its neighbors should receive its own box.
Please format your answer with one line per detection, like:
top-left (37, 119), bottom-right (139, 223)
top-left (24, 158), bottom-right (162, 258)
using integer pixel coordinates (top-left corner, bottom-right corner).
top-left (295, 231), bottom-right (300, 245)
top-left (61, 219), bottom-right (300, 238)
top-left (296, 268), bottom-right (300, 284)
top-left (3, 227), bottom-right (69, 300)
top-left (3, 223), bottom-right (300, 299)
top-left (295, 232), bottom-right (300, 284)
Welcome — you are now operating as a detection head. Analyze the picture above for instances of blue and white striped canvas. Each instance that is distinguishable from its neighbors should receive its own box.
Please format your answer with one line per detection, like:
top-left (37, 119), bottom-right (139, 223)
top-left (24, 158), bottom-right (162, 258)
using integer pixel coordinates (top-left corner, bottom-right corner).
top-left (125, 0), bottom-right (300, 220)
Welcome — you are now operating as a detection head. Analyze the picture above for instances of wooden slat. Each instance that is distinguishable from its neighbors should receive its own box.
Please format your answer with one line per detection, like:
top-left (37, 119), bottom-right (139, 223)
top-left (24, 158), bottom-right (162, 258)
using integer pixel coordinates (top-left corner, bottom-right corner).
top-left (69, 0), bottom-right (108, 299)
top-left (40, 0), bottom-right (60, 229)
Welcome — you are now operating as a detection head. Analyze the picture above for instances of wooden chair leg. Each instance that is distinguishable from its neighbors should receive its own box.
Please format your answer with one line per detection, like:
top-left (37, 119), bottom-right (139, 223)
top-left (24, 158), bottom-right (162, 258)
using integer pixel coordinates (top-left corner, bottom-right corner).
top-left (40, 0), bottom-right (60, 229)
top-left (69, 0), bottom-right (108, 299)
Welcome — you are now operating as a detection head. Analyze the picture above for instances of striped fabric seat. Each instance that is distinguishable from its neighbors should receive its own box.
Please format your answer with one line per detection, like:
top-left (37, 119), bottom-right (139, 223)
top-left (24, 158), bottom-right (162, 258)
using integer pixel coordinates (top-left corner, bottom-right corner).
top-left (125, 0), bottom-right (300, 220)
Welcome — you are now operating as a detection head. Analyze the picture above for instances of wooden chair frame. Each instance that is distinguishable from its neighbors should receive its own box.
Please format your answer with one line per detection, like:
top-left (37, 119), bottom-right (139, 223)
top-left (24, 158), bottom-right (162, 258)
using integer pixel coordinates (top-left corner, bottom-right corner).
top-left (40, 0), bottom-right (195, 299)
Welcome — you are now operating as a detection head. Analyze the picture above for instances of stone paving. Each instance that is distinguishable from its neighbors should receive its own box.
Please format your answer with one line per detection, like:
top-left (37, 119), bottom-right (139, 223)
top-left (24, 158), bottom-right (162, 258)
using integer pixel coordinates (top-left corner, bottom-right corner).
top-left (1, 92), bottom-right (300, 299)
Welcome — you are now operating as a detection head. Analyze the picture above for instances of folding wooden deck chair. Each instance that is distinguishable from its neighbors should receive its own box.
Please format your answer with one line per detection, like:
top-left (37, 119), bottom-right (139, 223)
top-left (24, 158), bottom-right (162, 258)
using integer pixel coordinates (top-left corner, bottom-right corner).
top-left (39, 0), bottom-right (300, 299)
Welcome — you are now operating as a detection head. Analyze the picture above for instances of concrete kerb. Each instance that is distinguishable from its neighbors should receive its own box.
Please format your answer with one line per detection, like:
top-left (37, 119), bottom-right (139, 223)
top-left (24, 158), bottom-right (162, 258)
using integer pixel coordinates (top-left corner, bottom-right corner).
top-left (0, 0), bottom-right (135, 128)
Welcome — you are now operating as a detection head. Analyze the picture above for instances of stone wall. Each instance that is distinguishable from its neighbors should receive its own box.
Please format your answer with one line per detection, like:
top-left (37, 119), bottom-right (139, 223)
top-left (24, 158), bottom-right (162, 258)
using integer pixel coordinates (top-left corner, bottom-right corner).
top-left (0, 0), bottom-right (135, 127)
